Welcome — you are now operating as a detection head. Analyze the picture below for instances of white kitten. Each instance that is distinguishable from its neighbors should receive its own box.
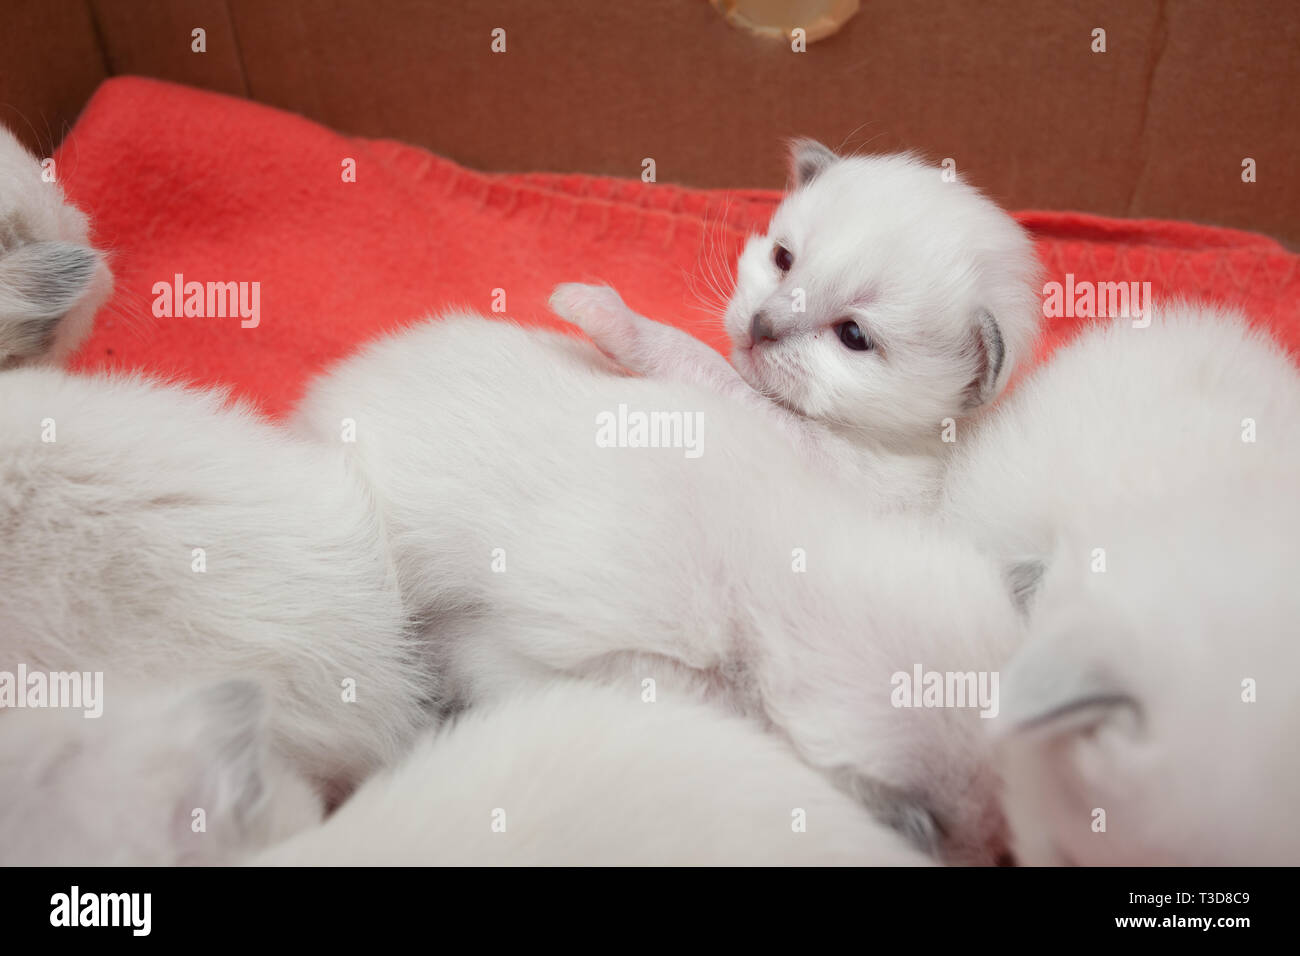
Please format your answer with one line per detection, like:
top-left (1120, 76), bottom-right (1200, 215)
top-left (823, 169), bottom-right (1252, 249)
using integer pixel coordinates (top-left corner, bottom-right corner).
top-left (942, 303), bottom-right (1300, 610)
top-left (296, 314), bottom-right (1025, 864)
top-left (0, 143), bottom-right (436, 790)
top-left (549, 140), bottom-right (1041, 501)
top-left (0, 126), bottom-right (433, 795)
top-left (940, 305), bottom-right (1300, 863)
top-left (0, 680), bottom-right (323, 865)
top-left (996, 499), bottom-right (1300, 865)
top-left (253, 681), bottom-right (933, 866)
top-left (0, 366), bottom-right (434, 795)
top-left (0, 123), bottom-right (112, 367)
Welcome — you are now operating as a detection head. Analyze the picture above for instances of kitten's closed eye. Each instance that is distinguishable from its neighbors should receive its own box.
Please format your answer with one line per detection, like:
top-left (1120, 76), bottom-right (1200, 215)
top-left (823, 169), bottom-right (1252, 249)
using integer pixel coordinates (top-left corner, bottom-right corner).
top-left (836, 320), bottom-right (873, 352)
top-left (773, 243), bottom-right (793, 273)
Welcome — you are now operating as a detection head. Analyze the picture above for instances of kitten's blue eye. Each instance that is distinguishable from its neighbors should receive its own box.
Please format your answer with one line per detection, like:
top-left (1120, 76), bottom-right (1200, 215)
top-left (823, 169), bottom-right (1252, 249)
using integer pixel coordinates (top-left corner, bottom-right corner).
top-left (836, 320), bottom-right (872, 351)
top-left (773, 244), bottom-right (793, 272)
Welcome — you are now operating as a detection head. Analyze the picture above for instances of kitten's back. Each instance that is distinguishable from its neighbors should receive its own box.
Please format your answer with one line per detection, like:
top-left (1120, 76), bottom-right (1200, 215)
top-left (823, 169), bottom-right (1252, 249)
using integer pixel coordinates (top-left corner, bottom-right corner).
top-left (0, 367), bottom-right (431, 791)
top-left (253, 681), bottom-right (933, 866)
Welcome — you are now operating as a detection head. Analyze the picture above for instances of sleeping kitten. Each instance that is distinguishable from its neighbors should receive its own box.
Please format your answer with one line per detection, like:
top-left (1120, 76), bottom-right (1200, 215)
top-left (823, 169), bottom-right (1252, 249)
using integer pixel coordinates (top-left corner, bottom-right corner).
top-left (996, 498), bottom-right (1300, 865)
top-left (5, 675), bottom-right (931, 866)
top-left (296, 314), bottom-right (1025, 864)
top-left (0, 367), bottom-right (434, 795)
top-left (940, 305), bottom-right (1300, 863)
top-left (941, 303), bottom-right (1300, 612)
top-left (0, 680), bottom-right (323, 865)
top-left (253, 681), bottom-right (934, 866)
top-left (548, 140), bottom-right (1041, 504)
top-left (0, 125), bottom-right (432, 796)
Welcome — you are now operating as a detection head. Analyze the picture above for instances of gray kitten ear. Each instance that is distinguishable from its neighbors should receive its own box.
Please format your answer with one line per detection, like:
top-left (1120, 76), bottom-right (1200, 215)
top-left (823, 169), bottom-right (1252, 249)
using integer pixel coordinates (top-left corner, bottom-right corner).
top-left (1003, 558), bottom-right (1047, 615)
top-left (839, 772), bottom-right (941, 858)
top-left (965, 309), bottom-right (1007, 408)
top-left (0, 240), bottom-right (101, 365)
top-left (788, 139), bottom-right (838, 187)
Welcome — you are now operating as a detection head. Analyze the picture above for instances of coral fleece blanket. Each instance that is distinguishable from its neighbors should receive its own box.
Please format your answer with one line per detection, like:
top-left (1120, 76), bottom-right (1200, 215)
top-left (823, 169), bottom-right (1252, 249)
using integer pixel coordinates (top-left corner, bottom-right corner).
top-left (56, 77), bottom-right (1300, 418)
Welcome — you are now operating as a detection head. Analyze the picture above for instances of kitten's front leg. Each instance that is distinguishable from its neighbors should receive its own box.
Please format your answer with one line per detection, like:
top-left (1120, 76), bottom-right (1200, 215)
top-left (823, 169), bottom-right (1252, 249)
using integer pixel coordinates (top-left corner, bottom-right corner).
top-left (550, 283), bottom-right (767, 406)
top-left (550, 283), bottom-right (860, 478)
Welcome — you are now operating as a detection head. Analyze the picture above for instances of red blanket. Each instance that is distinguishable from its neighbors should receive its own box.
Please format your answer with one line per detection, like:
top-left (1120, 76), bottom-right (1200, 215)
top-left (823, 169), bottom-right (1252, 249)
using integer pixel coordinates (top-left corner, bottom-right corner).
top-left (57, 77), bottom-right (1300, 418)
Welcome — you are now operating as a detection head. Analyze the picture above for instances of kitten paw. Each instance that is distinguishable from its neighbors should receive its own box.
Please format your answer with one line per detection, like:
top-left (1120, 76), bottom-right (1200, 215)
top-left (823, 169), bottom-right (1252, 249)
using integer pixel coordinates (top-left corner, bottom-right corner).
top-left (548, 283), bottom-right (640, 357)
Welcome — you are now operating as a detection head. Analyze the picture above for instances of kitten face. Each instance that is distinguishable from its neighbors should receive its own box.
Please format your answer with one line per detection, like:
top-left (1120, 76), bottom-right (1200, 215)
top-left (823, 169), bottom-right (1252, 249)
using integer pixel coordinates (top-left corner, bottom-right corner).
top-left (725, 144), bottom-right (1040, 449)
top-left (0, 680), bottom-right (323, 865)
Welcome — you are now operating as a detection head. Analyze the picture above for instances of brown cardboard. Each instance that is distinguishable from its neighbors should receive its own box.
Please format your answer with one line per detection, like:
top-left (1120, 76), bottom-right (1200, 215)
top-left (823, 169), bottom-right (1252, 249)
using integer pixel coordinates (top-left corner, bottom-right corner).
top-left (1, 0), bottom-right (1296, 245)
top-left (0, 0), bottom-right (107, 157)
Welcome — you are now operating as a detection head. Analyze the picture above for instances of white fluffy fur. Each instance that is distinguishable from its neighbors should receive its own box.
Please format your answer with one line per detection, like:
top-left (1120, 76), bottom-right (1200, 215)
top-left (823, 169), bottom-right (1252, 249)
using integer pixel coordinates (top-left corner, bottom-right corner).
top-left (997, 499), bottom-right (1300, 865)
top-left (0, 680), bottom-right (323, 865)
top-left (943, 304), bottom-right (1300, 599)
top-left (0, 124), bottom-right (432, 795)
top-left (0, 123), bottom-right (111, 366)
top-left (941, 305), bottom-right (1300, 863)
top-left (0, 367), bottom-right (433, 793)
top-left (253, 681), bottom-right (933, 866)
top-left (296, 314), bottom-right (1025, 863)
top-left (550, 142), bottom-right (1041, 501)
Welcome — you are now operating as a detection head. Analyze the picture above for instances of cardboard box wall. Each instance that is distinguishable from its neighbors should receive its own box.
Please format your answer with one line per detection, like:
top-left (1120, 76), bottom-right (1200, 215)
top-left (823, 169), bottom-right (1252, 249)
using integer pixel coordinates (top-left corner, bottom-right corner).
top-left (2, 0), bottom-right (1296, 246)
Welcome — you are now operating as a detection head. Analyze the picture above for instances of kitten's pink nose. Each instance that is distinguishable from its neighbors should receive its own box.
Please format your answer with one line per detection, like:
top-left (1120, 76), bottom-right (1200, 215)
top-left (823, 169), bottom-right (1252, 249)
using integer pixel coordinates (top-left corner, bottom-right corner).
top-left (750, 312), bottom-right (776, 346)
